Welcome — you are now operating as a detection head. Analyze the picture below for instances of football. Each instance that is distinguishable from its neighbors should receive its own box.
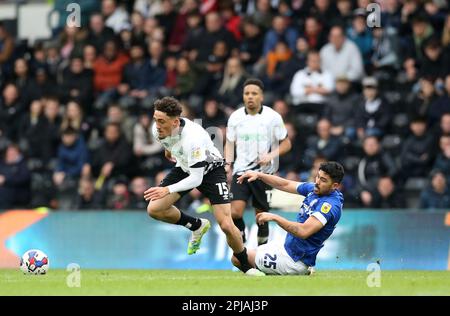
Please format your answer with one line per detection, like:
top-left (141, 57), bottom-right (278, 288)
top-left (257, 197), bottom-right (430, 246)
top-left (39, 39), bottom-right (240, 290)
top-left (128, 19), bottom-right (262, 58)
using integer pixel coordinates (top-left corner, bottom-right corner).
top-left (20, 249), bottom-right (49, 275)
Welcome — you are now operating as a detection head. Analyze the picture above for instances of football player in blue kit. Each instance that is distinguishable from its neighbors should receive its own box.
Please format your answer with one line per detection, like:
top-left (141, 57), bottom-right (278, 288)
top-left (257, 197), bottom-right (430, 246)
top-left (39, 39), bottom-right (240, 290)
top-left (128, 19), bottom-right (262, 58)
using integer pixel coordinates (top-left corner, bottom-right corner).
top-left (231, 161), bottom-right (344, 275)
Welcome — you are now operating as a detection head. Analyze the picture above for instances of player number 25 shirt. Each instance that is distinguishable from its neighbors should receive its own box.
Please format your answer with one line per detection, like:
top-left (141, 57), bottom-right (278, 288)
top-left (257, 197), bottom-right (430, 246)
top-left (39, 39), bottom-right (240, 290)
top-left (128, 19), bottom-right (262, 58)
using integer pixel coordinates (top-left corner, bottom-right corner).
top-left (284, 182), bottom-right (343, 267)
top-left (152, 118), bottom-right (224, 174)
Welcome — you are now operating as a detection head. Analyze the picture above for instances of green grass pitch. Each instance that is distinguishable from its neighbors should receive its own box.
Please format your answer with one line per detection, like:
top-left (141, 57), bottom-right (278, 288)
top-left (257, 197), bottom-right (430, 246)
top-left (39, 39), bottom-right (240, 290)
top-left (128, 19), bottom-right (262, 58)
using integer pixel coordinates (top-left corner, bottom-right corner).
top-left (1, 269), bottom-right (449, 295)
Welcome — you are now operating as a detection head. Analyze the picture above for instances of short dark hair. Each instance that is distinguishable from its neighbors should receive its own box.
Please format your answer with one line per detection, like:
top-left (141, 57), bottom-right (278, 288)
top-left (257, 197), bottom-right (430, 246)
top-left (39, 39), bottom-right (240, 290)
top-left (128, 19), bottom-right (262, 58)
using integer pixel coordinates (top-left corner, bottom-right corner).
top-left (154, 96), bottom-right (183, 117)
top-left (319, 161), bottom-right (345, 184)
top-left (243, 78), bottom-right (264, 91)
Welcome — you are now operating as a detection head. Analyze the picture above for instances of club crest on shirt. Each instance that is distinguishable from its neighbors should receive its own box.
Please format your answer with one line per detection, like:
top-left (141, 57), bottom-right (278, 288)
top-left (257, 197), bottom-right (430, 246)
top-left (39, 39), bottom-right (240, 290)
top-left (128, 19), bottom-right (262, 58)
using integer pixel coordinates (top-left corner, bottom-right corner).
top-left (191, 147), bottom-right (201, 159)
top-left (320, 202), bottom-right (332, 214)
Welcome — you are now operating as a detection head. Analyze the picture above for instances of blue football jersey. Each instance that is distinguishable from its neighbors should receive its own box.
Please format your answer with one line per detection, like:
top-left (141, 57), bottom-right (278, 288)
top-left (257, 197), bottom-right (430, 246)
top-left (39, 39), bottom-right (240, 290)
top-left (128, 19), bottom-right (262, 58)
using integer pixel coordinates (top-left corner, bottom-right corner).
top-left (284, 182), bottom-right (343, 267)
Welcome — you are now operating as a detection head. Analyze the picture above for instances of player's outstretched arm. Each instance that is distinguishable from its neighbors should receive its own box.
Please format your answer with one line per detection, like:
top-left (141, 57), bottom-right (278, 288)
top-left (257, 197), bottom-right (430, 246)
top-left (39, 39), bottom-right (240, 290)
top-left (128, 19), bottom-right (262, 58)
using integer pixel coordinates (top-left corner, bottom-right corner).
top-left (256, 212), bottom-right (323, 239)
top-left (237, 171), bottom-right (300, 194)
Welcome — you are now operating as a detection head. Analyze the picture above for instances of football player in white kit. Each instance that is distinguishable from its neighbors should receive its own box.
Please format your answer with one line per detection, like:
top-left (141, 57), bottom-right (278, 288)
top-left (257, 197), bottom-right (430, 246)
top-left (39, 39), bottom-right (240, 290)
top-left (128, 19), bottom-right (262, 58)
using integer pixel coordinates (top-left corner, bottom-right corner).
top-left (225, 79), bottom-right (292, 245)
top-left (144, 97), bottom-right (261, 275)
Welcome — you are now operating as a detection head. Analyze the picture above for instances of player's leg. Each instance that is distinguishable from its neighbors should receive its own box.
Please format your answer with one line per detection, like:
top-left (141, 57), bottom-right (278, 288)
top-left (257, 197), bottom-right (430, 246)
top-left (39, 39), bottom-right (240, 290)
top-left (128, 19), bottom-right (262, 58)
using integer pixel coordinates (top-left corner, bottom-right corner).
top-left (212, 203), bottom-right (253, 272)
top-left (231, 200), bottom-right (247, 242)
top-left (230, 174), bottom-right (251, 243)
top-left (231, 248), bottom-right (256, 269)
top-left (198, 167), bottom-right (253, 272)
top-left (147, 168), bottom-right (209, 238)
top-left (254, 208), bottom-right (269, 246)
top-left (249, 179), bottom-right (272, 246)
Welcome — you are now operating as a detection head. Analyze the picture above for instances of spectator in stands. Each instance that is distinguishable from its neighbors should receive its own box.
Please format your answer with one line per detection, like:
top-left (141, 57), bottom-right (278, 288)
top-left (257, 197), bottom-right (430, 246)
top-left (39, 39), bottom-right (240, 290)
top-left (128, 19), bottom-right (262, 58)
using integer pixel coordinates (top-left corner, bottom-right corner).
top-left (360, 176), bottom-right (406, 209)
top-left (118, 42), bottom-right (165, 113)
top-left (59, 55), bottom-right (93, 110)
top-left (93, 39), bottom-right (130, 109)
top-left (60, 101), bottom-right (94, 142)
top-left (191, 11), bottom-right (236, 63)
top-left (356, 76), bottom-right (391, 139)
top-left (371, 21), bottom-right (401, 81)
top-left (53, 127), bottom-right (90, 186)
top-left (0, 83), bottom-right (27, 142)
top-left (86, 13), bottom-right (116, 53)
top-left (302, 15), bottom-right (327, 51)
top-left (74, 177), bottom-right (103, 210)
top-left (133, 111), bottom-right (164, 177)
top-left (42, 96), bottom-right (62, 164)
top-left (174, 57), bottom-right (197, 100)
top-left (432, 134), bottom-right (450, 180)
top-left (324, 75), bottom-right (360, 139)
top-left (102, 0), bottom-right (130, 34)
top-left (129, 176), bottom-right (150, 209)
top-left (332, 0), bottom-right (354, 29)
top-left (263, 39), bottom-right (293, 97)
top-left (57, 25), bottom-right (87, 61)
top-left (215, 57), bottom-right (248, 110)
top-left (182, 10), bottom-right (204, 61)
top-left (251, 0), bottom-right (274, 30)
top-left (12, 58), bottom-right (40, 106)
top-left (0, 22), bottom-right (15, 80)
top-left (310, 0), bottom-right (336, 31)
top-left (399, 116), bottom-right (435, 181)
top-left (106, 177), bottom-right (130, 210)
top-left (200, 99), bottom-right (227, 132)
top-left (419, 37), bottom-right (450, 81)
top-left (166, 0), bottom-right (198, 53)
top-left (419, 170), bottom-right (450, 210)
top-left (91, 122), bottom-right (133, 188)
top-left (290, 50), bottom-right (334, 114)
top-left (381, 0), bottom-right (402, 30)
top-left (53, 127), bottom-right (91, 209)
top-left (239, 17), bottom-right (264, 71)
top-left (0, 144), bottom-right (31, 209)
top-left (356, 136), bottom-right (397, 202)
top-left (18, 100), bottom-right (49, 165)
top-left (429, 74), bottom-right (450, 121)
top-left (303, 118), bottom-right (342, 169)
top-left (407, 76), bottom-right (440, 127)
top-left (402, 13), bottom-right (434, 65)
top-left (272, 99), bottom-right (292, 124)
top-left (320, 25), bottom-right (364, 82)
top-left (262, 15), bottom-right (298, 57)
top-left (347, 9), bottom-right (373, 70)
top-left (154, 0), bottom-right (177, 45)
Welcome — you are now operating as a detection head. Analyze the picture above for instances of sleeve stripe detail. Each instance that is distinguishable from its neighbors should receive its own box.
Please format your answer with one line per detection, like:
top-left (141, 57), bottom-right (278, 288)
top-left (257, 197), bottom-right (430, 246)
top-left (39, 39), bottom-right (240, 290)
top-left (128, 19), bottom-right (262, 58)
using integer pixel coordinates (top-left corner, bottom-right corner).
top-left (312, 212), bottom-right (327, 226)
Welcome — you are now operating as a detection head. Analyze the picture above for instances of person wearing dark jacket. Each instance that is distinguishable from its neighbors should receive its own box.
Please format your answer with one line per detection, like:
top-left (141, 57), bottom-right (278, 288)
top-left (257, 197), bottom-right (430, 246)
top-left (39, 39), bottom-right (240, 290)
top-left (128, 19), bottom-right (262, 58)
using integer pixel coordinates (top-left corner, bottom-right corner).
top-left (92, 122), bottom-right (133, 187)
top-left (356, 77), bottom-right (391, 139)
top-left (399, 117), bottom-right (436, 181)
top-left (357, 136), bottom-right (397, 204)
top-left (420, 171), bottom-right (450, 210)
top-left (304, 119), bottom-right (343, 169)
top-left (0, 144), bottom-right (31, 209)
top-left (0, 83), bottom-right (27, 142)
top-left (324, 75), bottom-right (360, 139)
top-left (363, 176), bottom-right (406, 209)
top-left (59, 55), bottom-right (94, 111)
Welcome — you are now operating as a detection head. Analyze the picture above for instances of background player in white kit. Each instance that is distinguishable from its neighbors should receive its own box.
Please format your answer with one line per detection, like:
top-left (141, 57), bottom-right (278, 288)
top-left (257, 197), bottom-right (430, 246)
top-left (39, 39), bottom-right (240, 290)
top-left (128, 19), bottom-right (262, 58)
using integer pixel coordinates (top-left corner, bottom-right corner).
top-left (144, 97), bottom-right (260, 275)
top-left (225, 79), bottom-right (292, 245)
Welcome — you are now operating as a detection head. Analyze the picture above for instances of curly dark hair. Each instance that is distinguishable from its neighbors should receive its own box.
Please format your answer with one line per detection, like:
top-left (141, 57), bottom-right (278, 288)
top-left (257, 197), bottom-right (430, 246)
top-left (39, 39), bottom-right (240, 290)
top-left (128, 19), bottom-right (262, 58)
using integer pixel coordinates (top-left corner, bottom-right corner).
top-left (243, 78), bottom-right (264, 91)
top-left (319, 161), bottom-right (345, 184)
top-left (154, 97), bottom-right (183, 117)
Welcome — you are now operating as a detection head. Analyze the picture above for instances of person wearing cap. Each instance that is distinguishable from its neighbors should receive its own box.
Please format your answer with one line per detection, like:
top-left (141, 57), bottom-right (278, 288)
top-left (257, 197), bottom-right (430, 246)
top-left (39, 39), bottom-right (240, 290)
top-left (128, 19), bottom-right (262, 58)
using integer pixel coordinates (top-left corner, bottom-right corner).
top-left (320, 25), bottom-right (364, 82)
top-left (355, 76), bottom-right (391, 139)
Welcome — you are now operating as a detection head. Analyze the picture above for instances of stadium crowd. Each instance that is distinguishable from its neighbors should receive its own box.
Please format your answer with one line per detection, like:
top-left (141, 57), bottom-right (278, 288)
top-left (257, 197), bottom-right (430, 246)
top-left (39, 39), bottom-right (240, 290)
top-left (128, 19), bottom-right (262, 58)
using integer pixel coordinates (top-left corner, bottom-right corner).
top-left (0, 0), bottom-right (449, 211)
